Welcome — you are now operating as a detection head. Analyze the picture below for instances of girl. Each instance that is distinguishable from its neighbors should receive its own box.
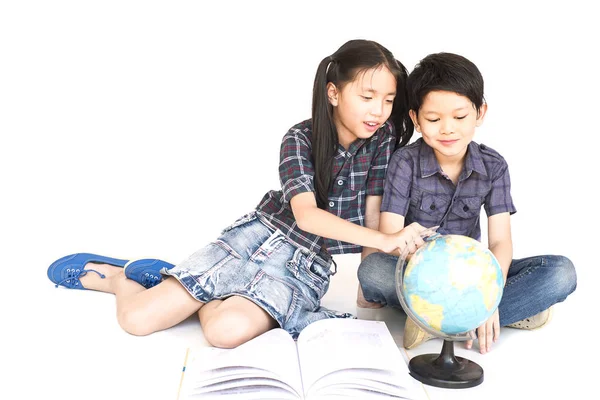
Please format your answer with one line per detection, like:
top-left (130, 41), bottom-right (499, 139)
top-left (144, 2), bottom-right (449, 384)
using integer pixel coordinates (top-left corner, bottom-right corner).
top-left (47, 39), bottom-right (430, 347)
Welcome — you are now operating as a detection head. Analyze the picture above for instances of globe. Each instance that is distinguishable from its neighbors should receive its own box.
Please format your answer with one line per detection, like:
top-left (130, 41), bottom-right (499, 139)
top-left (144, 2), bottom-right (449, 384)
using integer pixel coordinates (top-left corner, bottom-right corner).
top-left (395, 234), bottom-right (504, 338)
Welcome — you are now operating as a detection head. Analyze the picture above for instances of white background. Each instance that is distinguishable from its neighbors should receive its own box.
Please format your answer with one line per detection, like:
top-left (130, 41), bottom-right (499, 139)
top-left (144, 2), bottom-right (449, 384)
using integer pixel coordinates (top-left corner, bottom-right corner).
top-left (1, 1), bottom-right (598, 399)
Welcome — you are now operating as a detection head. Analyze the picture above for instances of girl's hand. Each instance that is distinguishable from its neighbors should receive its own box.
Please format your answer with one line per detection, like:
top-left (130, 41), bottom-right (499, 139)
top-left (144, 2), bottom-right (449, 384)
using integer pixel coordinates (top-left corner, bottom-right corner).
top-left (466, 309), bottom-right (500, 354)
top-left (380, 222), bottom-right (429, 255)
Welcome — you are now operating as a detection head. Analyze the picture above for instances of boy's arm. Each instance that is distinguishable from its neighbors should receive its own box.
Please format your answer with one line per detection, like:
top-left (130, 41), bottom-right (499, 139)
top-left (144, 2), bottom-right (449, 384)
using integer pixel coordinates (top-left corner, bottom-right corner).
top-left (467, 211), bottom-right (513, 353)
top-left (361, 195), bottom-right (383, 260)
top-left (487, 212), bottom-right (513, 283)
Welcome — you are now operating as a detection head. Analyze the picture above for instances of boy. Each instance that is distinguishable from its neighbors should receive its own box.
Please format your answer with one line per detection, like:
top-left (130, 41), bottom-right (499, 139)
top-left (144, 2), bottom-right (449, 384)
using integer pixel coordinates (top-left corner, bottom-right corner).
top-left (357, 53), bottom-right (576, 354)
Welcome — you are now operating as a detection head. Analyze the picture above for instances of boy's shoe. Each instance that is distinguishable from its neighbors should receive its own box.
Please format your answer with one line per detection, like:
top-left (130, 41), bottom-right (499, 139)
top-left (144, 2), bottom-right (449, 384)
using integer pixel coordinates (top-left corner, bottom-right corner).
top-left (403, 317), bottom-right (435, 349)
top-left (124, 259), bottom-right (175, 289)
top-left (506, 307), bottom-right (554, 330)
top-left (48, 253), bottom-right (129, 289)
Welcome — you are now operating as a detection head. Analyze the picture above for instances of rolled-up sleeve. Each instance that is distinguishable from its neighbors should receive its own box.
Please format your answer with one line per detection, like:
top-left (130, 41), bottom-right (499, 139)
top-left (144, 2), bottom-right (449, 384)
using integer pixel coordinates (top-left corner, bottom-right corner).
top-left (279, 129), bottom-right (315, 203)
top-left (484, 161), bottom-right (517, 216)
top-left (381, 150), bottom-right (412, 216)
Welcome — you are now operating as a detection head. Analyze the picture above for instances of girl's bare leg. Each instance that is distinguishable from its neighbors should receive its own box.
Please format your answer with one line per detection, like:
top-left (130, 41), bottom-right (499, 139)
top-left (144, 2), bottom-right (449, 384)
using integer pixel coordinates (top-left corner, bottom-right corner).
top-left (80, 263), bottom-right (203, 336)
top-left (199, 296), bottom-right (278, 348)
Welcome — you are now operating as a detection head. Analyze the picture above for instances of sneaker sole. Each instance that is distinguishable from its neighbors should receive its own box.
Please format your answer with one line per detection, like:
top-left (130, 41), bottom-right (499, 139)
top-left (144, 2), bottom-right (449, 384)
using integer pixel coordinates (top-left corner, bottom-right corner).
top-left (507, 307), bottom-right (554, 330)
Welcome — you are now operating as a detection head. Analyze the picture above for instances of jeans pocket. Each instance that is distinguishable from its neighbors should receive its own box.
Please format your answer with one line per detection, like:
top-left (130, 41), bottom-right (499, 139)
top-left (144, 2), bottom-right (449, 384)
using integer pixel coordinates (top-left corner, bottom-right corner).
top-left (247, 272), bottom-right (295, 326)
top-left (286, 250), bottom-right (330, 300)
top-left (308, 258), bottom-right (332, 283)
top-left (175, 240), bottom-right (241, 300)
top-left (220, 211), bottom-right (257, 234)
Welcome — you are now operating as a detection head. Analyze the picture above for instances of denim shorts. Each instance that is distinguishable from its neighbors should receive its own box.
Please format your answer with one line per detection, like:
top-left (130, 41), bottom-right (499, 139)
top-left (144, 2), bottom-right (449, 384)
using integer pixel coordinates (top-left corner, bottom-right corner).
top-left (164, 211), bottom-right (353, 338)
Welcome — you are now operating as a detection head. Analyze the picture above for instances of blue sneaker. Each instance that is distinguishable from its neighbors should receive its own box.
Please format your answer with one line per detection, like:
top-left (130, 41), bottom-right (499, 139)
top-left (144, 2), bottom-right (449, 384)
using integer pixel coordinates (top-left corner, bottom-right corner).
top-left (48, 253), bottom-right (129, 289)
top-left (123, 259), bottom-right (175, 289)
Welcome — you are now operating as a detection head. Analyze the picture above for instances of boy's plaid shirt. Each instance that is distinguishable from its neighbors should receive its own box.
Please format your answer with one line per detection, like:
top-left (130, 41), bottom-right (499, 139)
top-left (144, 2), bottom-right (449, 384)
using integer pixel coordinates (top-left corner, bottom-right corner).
top-left (256, 119), bottom-right (397, 255)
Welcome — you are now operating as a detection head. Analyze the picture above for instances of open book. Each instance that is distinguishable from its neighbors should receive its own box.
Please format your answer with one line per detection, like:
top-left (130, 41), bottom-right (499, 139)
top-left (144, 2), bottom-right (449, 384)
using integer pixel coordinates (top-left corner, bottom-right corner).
top-left (177, 318), bottom-right (428, 399)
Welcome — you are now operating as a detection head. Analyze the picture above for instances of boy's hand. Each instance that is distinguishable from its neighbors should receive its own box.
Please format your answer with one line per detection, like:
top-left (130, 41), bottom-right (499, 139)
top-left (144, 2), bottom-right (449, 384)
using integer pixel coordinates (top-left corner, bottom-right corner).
top-left (466, 309), bottom-right (500, 354)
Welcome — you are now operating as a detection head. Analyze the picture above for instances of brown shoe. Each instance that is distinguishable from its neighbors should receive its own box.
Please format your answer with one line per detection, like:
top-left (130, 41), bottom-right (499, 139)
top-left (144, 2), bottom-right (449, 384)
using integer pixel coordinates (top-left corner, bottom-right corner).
top-left (506, 307), bottom-right (554, 330)
top-left (403, 317), bottom-right (434, 349)
top-left (356, 285), bottom-right (383, 309)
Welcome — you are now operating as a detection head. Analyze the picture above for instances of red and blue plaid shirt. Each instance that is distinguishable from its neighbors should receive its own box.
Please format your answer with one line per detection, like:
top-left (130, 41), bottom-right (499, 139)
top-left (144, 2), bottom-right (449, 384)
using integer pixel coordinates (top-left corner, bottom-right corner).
top-left (256, 119), bottom-right (397, 255)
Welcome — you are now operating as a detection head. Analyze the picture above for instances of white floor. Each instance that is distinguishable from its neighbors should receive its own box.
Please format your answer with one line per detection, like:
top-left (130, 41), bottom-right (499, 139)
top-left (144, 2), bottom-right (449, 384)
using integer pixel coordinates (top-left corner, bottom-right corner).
top-left (6, 251), bottom-right (589, 400)
top-left (3, 2), bottom-right (597, 400)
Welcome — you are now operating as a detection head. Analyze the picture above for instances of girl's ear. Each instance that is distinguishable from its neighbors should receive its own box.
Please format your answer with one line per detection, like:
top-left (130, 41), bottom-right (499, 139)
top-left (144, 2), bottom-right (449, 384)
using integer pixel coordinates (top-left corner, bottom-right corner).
top-left (476, 103), bottom-right (488, 127)
top-left (409, 109), bottom-right (420, 133)
top-left (327, 82), bottom-right (339, 106)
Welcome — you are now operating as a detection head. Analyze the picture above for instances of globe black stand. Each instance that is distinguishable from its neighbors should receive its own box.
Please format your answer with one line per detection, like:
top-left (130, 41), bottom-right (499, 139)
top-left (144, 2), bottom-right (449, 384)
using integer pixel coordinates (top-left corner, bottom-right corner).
top-left (408, 339), bottom-right (483, 388)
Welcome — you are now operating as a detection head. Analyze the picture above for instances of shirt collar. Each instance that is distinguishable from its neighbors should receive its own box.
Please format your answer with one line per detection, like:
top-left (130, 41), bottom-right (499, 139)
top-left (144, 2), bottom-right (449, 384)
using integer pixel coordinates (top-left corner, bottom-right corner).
top-left (419, 139), bottom-right (488, 178)
top-left (336, 137), bottom-right (369, 158)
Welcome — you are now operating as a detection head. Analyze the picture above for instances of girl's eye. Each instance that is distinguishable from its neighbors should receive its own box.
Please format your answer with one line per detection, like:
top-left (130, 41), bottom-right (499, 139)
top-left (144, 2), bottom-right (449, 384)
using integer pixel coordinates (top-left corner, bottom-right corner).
top-left (360, 96), bottom-right (372, 100)
top-left (426, 118), bottom-right (440, 123)
top-left (386, 99), bottom-right (394, 103)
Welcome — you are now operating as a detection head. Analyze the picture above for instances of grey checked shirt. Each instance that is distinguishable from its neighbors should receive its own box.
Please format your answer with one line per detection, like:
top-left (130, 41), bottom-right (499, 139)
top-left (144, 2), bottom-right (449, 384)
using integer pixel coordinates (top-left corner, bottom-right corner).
top-left (381, 138), bottom-right (516, 240)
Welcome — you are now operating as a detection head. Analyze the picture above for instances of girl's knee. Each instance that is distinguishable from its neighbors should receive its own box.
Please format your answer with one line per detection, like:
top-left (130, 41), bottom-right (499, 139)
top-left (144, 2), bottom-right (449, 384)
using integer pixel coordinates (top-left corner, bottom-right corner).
top-left (117, 307), bottom-right (155, 336)
top-left (202, 309), bottom-right (262, 349)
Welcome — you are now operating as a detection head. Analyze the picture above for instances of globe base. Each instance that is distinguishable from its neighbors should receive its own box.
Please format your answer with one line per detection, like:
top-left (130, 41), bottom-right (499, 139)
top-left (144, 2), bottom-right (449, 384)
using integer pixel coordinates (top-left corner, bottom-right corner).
top-left (408, 340), bottom-right (483, 389)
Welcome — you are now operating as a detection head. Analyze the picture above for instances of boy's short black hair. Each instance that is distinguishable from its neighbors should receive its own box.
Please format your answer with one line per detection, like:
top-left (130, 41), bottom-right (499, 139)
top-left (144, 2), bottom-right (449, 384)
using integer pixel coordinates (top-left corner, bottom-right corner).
top-left (407, 52), bottom-right (485, 115)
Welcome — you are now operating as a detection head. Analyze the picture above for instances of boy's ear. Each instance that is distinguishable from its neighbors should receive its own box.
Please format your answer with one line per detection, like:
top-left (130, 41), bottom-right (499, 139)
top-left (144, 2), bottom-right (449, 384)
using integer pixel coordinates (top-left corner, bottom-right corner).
top-left (476, 104), bottom-right (488, 127)
top-left (409, 109), bottom-right (420, 132)
top-left (327, 82), bottom-right (339, 106)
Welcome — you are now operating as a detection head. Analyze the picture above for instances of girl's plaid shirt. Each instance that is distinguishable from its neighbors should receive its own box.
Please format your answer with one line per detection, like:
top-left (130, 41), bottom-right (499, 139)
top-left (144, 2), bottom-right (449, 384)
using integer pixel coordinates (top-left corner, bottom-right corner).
top-left (255, 119), bottom-right (397, 256)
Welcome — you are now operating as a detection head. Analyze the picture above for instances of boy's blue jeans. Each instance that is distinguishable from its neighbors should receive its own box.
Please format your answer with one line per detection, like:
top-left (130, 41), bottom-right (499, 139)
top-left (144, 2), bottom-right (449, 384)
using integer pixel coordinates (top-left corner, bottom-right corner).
top-left (357, 252), bottom-right (577, 326)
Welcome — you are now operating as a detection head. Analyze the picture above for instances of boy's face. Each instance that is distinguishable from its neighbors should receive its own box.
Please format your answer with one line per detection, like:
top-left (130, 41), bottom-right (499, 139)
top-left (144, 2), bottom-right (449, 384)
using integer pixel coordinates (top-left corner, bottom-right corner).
top-left (328, 65), bottom-right (396, 149)
top-left (410, 90), bottom-right (486, 163)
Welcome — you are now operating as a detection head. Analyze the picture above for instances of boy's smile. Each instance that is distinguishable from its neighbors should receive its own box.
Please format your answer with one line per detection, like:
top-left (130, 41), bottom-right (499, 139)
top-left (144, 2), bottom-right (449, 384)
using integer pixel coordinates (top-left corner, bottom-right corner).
top-left (410, 90), bottom-right (486, 164)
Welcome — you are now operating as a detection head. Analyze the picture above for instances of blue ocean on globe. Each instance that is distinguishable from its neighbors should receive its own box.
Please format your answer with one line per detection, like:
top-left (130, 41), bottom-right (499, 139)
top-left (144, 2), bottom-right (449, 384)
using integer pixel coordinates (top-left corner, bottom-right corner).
top-left (402, 234), bottom-right (504, 335)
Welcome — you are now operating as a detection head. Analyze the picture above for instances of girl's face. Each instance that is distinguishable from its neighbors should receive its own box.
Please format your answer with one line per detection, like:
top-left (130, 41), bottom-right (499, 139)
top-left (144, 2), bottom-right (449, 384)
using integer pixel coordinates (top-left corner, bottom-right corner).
top-left (328, 65), bottom-right (396, 149)
top-left (410, 90), bottom-right (486, 164)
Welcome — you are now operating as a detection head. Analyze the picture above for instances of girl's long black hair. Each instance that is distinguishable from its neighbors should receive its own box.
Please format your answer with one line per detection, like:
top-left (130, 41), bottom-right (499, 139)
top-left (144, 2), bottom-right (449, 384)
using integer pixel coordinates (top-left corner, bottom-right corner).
top-left (311, 39), bottom-right (413, 210)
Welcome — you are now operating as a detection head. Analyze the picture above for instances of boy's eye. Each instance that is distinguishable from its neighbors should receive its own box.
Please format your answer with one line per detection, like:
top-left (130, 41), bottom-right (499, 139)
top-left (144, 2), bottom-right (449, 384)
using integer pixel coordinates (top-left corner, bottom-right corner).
top-left (360, 96), bottom-right (372, 100)
top-left (455, 115), bottom-right (467, 120)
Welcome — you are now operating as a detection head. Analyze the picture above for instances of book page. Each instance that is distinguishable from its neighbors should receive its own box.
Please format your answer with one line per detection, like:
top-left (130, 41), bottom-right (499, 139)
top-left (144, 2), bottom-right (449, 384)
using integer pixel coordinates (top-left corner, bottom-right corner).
top-left (296, 319), bottom-right (425, 399)
top-left (179, 328), bottom-right (303, 399)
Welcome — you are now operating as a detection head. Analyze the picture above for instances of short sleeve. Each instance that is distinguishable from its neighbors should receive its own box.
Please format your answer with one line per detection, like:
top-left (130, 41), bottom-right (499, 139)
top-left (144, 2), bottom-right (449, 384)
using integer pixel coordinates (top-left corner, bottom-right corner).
top-left (484, 161), bottom-right (517, 216)
top-left (279, 128), bottom-right (315, 203)
top-left (380, 149), bottom-right (413, 216)
top-left (365, 122), bottom-right (397, 196)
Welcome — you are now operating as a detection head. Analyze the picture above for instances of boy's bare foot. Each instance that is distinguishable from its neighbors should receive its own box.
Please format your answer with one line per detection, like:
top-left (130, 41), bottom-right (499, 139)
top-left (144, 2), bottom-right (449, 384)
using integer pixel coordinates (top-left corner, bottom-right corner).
top-left (356, 286), bottom-right (383, 309)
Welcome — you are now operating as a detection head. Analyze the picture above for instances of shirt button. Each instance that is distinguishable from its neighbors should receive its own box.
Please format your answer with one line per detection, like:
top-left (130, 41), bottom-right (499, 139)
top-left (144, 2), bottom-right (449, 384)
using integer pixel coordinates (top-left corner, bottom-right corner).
top-left (337, 179), bottom-right (344, 186)
top-left (329, 201), bottom-right (335, 208)
top-left (430, 204), bottom-right (436, 210)
top-left (463, 205), bottom-right (469, 211)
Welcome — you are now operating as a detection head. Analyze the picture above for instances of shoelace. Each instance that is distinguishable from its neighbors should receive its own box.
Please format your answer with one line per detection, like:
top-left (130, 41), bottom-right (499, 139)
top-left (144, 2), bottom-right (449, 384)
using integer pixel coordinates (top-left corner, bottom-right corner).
top-left (55, 268), bottom-right (105, 288)
top-left (141, 272), bottom-right (161, 288)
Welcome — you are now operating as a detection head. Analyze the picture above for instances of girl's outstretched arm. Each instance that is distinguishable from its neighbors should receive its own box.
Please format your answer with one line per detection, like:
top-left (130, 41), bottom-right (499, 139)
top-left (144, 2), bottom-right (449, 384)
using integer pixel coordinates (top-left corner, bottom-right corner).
top-left (291, 192), bottom-right (426, 255)
top-left (361, 195), bottom-right (383, 260)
